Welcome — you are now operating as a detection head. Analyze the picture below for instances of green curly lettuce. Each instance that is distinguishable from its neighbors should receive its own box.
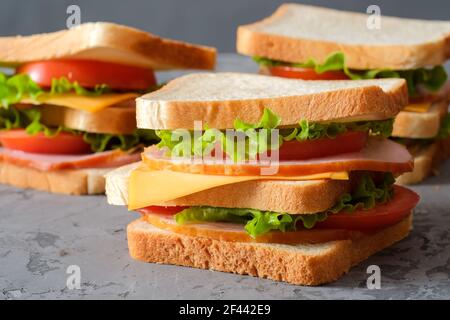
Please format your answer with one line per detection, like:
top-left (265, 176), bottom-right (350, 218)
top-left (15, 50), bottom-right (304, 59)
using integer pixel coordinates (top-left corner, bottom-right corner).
top-left (0, 72), bottom-right (111, 108)
top-left (253, 52), bottom-right (448, 96)
top-left (437, 113), bottom-right (450, 140)
top-left (174, 173), bottom-right (395, 238)
top-left (81, 129), bottom-right (159, 152)
top-left (50, 77), bottom-right (110, 96)
top-left (0, 73), bottom-right (43, 108)
top-left (0, 106), bottom-right (158, 152)
top-left (156, 107), bottom-right (393, 161)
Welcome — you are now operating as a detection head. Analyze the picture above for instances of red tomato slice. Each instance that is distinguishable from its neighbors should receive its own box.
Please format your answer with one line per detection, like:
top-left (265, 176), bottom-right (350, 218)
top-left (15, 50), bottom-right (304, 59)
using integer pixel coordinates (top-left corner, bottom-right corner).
top-left (0, 129), bottom-right (91, 154)
top-left (268, 66), bottom-right (349, 80)
top-left (315, 185), bottom-right (419, 231)
top-left (139, 205), bottom-right (189, 216)
top-left (17, 60), bottom-right (157, 91)
top-left (277, 131), bottom-right (367, 160)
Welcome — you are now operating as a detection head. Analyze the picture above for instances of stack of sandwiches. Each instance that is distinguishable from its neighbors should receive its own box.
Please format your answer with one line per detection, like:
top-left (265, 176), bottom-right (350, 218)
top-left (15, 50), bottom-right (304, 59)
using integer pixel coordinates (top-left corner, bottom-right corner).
top-left (0, 22), bottom-right (216, 194)
top-left (237, 3), bottom-right (450, 184)
top-left (106, 72), bottom-right (420, 285)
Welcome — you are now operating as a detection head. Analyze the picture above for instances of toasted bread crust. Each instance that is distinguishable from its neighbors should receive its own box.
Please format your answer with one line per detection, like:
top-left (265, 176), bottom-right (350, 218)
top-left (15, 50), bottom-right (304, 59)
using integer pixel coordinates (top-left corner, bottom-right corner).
top-left (0, 160), bottom-right (110, 195)
top-left (236, 4), bottom-right (450, 70)
top-left (396, 136), bottom-right (450, 185)
top-left (392, 101), bottom-right (449, 139)
top-left (0, 22), bottom-right (216, 70)
top-left (161, 179), bottom-right (350, 214)
top-left (137, 73), bottom-right (408, 130)
top-left (127, 215), bottom-right (412, 285)
top-left (38, 101), bottom-right (137, 135)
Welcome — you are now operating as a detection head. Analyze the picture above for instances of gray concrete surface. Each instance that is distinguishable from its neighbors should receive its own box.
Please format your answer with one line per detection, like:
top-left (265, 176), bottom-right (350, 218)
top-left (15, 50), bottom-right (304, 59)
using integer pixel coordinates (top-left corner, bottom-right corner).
top-left (0, 54), bottom-right (449, 299)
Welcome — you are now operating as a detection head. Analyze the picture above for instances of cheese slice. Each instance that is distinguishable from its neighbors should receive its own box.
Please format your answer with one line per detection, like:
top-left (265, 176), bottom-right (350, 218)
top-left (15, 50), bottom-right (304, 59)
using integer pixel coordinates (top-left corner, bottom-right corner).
top-left (403, 103), bottom-right (431, 113)
top-left (128, 165), bottom-right (349, 210)
top-left (21, 92), bottom-right (138, 113)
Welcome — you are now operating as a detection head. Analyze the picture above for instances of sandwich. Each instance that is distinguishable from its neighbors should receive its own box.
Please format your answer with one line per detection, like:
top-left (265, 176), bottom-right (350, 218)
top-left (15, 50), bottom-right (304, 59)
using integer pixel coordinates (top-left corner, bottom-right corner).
top-left (105, 72), bottom-right (419, 285)
top-left (0, 22), bottom-right (216, 194)
top-left (236, 3), bottom-right (450, 184)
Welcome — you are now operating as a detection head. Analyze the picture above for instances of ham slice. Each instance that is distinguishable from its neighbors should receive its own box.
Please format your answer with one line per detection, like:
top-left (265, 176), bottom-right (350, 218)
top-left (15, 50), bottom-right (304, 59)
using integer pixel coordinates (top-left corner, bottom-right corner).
top-left (142, 137), bottom-right (414, 176)
top-left (0, 147), bottom-right (141, 171)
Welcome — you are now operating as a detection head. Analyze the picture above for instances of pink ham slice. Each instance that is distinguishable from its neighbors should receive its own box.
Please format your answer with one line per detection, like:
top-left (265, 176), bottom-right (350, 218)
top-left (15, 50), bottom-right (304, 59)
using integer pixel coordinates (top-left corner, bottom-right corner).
top-left (0, 147), bottom-right (141, 171)
top-left (141, 137), bottom-right (414, 176)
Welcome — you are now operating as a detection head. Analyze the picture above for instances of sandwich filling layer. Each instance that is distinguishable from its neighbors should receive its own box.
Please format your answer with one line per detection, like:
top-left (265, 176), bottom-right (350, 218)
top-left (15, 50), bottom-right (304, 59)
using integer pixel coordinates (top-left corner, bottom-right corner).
top-left (155, 107), bottom-right (394, 161)
top-left (136, 174), bottom-right (419, 243)
top-left (141, 107), bottom-right (412, 176)
top-left (254, 52), bottom-right (448, 98)
top-left (0, 59), bottom-right (160, 170)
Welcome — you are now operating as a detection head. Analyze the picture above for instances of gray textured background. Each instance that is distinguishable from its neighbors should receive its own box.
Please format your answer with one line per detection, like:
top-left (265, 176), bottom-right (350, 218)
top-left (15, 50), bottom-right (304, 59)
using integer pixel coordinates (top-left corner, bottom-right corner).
top-left (1, 0), bottom-right (450, 52)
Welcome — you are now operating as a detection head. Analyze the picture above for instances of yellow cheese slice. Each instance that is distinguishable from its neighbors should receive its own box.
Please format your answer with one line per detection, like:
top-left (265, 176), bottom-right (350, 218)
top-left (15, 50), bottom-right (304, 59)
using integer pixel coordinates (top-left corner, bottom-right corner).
top-left (128, 165), bottom-right (349, 210)
top-left (403, 103), bottom-right (431, 113)
top-left (21, 92), bottom-right (138, 113)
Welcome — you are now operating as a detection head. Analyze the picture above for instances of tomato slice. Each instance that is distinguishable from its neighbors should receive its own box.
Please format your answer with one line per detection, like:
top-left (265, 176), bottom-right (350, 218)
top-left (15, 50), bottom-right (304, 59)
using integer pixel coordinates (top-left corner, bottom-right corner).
top-left (17, 60), bottom-right (157, 91)
top-left (268, 66), bottom-right (349, 80)
top-left (0, 129), bottom-right (91, 154)
top-left (277, 131), bottom-right (367, 160)
top-left (139, 205), bottom-right (189, 216)
top-left (315, 185), bottom-right (419, 231)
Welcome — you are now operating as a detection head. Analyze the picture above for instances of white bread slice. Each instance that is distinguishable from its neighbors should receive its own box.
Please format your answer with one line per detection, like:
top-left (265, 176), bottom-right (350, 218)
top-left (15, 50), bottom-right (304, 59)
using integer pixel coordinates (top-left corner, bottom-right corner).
top-left (396, 136), bottom-right (450, 185)
top-left (0, 22), bottom-right (216, 70)
top-left (105, 162), bottom-right (351, 214)
top-left (127, 215), bottom-right (412, 285)
top-left (136, 73), bottom-right (407, 130)
top-left (0, 160), bottom-right (111, 195)
top-left (392, 100), bottom-right (449, 138)
top-left (237, 4), bottom-right (450, 70)
top-left (38, 100), bottom-right (137, 135)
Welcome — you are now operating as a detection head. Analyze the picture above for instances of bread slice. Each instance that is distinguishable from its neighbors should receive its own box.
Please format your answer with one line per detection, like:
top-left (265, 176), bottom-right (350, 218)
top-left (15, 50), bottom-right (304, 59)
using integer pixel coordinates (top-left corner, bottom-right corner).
top-left (136, 73), bottom-right (407, 129)
top-left (237, 3), bottom-right (450, 70)
top-left (38, 100), bottom-right (137, 135)
top-left (127, 215), bottom-right (412, 285)
top-left (396, 136), bottom-right (450, 185)
top-left (0, 22), bottom-right (216, 70)
top-left (392, 100), bottom-right (449, 139)
top-left (105, 162), bottom-right (351, 214)
top-left (0, 160), bottom-right (110, 195)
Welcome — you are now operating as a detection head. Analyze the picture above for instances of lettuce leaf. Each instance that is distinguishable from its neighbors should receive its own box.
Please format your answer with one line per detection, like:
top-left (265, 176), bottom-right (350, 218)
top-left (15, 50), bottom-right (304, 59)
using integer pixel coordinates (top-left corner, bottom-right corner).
top-left (50, 77), bottom-right (110, 96)
top-left (0, 72), bottom-right (111, 108)
top-left (82, 129), bottom-right (158, 152)
top-left (0, 73), bottom-right (43, 108)
top-left (329, 172), bottom-right (394, 213)
top-left (234, 108), bottom-right (281, 130)
top-left (0, 106), bottom-right (158, 152)
top-left (253, 52), bottom-right (448, 96)
top-left (175, 173), bottom-right (395, 238)
top-left (156, 107), bottom-right (394, 160)
top-left (437, 113), bottom-right (450, 140)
